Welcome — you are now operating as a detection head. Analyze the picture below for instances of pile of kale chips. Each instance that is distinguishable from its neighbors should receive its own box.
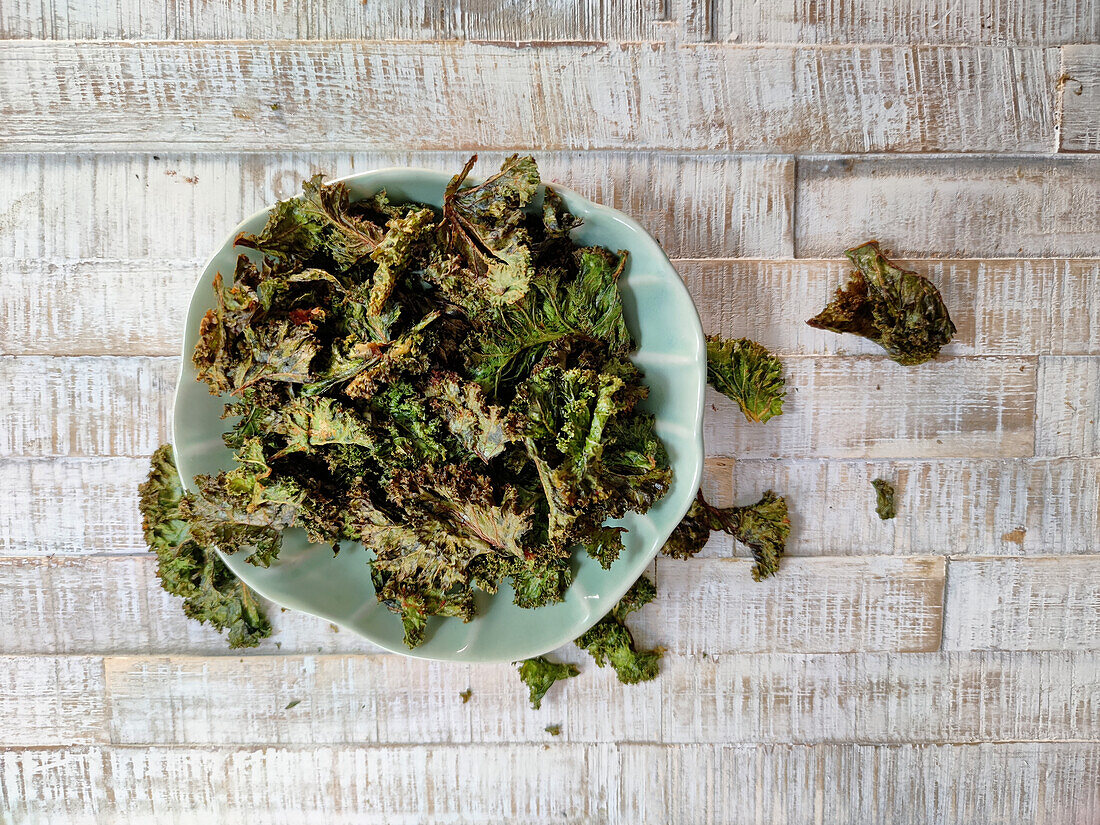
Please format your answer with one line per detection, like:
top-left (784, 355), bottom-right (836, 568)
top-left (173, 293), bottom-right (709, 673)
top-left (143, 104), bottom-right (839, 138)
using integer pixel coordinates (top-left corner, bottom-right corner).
top-left (142, 155), bottom-right (674, 650)
top-left (141, 154), bottom-right (953, 705)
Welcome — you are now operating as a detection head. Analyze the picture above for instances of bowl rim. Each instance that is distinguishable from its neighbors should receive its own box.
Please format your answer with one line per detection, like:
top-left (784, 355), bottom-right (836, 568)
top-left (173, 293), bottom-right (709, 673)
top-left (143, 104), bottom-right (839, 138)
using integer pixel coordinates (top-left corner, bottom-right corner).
top-left (172, 164), bottom-right (706, 661)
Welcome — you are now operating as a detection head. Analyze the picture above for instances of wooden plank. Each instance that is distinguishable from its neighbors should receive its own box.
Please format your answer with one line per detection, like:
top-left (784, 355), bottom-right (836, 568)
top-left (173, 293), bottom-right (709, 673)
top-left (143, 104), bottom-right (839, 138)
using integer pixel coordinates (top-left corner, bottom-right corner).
top-left (0, 555), bottom-right (943, 656)
top-left (0, 43), bottom-right (1058, 153)
top-left (96, 651), bottom-right (1100, 746)
top-left (661, 651), bottom-right (1100, 744)
top-left (0, 0), bottom-right (662, 41)
top-left (684, 258), bottom-right (1100, 357)
top-left (702, 457), bottom-right (1100, 558)
top-left (0, 458), bottom-right (147, 554)
top-left (1060, 45), bottom-right (1100, 152)
top-left (1036, 356), bottom-right (1100, 457)
top-left (2, 0), bottom-right (1095, 44)
top-left (0, 354), bottom-right (1035, 459)
top-left (0, 656), bottom-right (105, 746)
top-left (0, 152), bottom-right (794, 263)
top-left (704, 356), bottom-right (1037, 459)
top-left (795, 156), bottom-right (1100, 258)
top-left (102, 654), bottom-right (659, 745)
top-left (0, 259), bottom-right (196, 356)
top-left (2, 744), bottom-right (1099, 825)
top-left (636, 557), bottom-right (945, 654)
top-left (704, 0), bottom-right (1100, 45)
top-left (619, 743), bottom-right (1100, 825)
top-left (0, 356), bottom-right (175, 457)
top-left (7, 255), bottom-right (1096, 358)
top-left (943, 557), bottom-right (1100, 651)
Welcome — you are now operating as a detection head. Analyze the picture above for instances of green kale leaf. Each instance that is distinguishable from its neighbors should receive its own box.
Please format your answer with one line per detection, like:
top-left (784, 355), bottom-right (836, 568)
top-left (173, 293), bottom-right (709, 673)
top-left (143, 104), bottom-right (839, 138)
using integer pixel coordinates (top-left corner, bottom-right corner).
top-left (469, 247), bottom-right (633, 396)
top-left (443, 154), bottom-right (540, 306)
top-left (425, 370), bottom-right (520, 462)
top-left (807, 240), bottom-right (956, 365)
top-left (138, 444), bottom-right (272, 648)
top-left (516, 656), bottom-right (580, 709)
top-left (575, 575), bottom-right (662, 684)
top-left (662, 490), bottom-right (790, 581)
top-left (234, 198), bottom-right (326, 264)
top-left (705, 336), bottom-right (786, 423)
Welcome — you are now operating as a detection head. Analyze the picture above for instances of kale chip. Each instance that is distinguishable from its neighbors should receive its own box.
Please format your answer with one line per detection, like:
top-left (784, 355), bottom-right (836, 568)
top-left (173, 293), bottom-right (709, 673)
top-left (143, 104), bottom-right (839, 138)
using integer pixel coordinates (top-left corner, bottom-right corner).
top-left (138, 445), bottom-right (272, 648)
top-left (705, 336), bottom-right (786, 423)
top-left (807, 241), bottom-right (956, 365)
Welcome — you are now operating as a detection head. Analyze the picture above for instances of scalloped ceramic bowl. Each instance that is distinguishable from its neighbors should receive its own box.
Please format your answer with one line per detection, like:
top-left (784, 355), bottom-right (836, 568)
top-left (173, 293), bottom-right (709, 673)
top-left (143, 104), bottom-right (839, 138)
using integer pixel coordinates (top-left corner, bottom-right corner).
top-left (173, 167), bottom-right (706, 662)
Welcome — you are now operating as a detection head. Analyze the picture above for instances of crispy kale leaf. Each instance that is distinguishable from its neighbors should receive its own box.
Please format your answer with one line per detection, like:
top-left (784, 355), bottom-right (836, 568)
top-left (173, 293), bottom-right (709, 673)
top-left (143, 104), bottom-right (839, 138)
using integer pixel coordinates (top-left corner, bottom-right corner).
top-left (425, 370), bottom-right (519, 462)
top-left (872, 478), bottom-right (897, 520)
top-left (662, 491), bottom-right (790, 581)
top-left (660, 498), bottom-right (717, 559)
top-left (512, 363), bottom-right (671, 557)
top-left (443, 154), bottom-right (540, 306)
top-left (807, 240), bottom-right (956, 365)
top-left (705, 336), bottom-right (786, 423)
top-left (469, 247), bottom-right (634, 396)
top-left (516, 656), bottom-right (580, 709)
top-left (138, 444), bottom-right (271, 648)
top-left (575, 575), bottom-right (662, 684)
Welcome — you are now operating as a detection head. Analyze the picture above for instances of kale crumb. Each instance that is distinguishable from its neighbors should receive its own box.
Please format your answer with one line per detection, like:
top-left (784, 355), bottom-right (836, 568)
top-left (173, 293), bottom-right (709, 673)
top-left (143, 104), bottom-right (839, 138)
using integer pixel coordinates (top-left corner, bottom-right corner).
top-left (284, 699), bottom-right (301, 710)
top-left (545, 724), bottom-right (562, 736)
top-left (459, 688), bottom-right (473, 703)
top-left (871, 478), bottom-right (897, 520)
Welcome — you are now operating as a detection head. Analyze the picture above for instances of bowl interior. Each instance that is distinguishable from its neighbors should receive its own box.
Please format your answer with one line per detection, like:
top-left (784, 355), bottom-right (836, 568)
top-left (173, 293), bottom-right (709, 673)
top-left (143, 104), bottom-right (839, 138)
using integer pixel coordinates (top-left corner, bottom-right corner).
top-left (172, 168), bottom-right (706, 662)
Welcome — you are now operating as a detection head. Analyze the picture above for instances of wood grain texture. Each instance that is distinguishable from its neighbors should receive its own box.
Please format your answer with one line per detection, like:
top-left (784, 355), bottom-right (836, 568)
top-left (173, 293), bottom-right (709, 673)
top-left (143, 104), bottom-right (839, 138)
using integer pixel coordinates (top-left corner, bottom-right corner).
top-left (636, 557), bottom-right (945, 654)
top-left (101, 654), bottom-right (661, 746)
top-left (943, 557), bottom-right (1100, 651)
top-left (91, 651), bottom-right (1100, 745)
top-left (1035, 357), bottom-right (1100, 457)
top-left (0, 0), bottom-right (661, 41)
top-left (0, 356), bottom-right (174, 457)
top-left (1060, 45), bottom-right (1100, 152)
top-left (0, 259), bottom-right (196, 356)
top-left (662, 651), bottom-right (1100, 744)
top-left (0, 458), bottom-right (147, 554)
top-left (704, 356), bottom-right (1037, 459)
top-left (685, 258), bottom-right (1100, 357)
top-left (2, 0), bottom-right (1095, 44)
top-left (0, 656), bottom-right (105, 746)
top-left (701, 0), bottom-right (1100, 45)
top-left (0, 43), bottom-right (1059, 153)
top-left (2, 743), bottom-right (1098, 825)
top-left (619, 742), bottom-right (1100, 825)
top-left (0, 152), bottom-right (793, 262)
top-left (0, 555), bottom-right (943, 656)
top-left (704, 457), bottom-right (1100, 557)
top-left (795, 156), bottom-right (1100, 258)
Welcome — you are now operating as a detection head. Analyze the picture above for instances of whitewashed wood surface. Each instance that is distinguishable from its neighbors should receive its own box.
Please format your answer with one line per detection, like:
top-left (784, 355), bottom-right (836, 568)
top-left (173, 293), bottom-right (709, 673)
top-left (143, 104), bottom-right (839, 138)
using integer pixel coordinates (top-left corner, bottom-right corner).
top-left (0, 2), bottom-right (1098, 822)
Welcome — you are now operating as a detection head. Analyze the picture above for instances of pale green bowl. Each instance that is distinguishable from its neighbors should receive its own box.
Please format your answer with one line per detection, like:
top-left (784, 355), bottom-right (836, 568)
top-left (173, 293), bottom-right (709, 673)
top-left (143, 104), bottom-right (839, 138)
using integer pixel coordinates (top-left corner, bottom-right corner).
top-left (173, 167), bottom-right (706, 662)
